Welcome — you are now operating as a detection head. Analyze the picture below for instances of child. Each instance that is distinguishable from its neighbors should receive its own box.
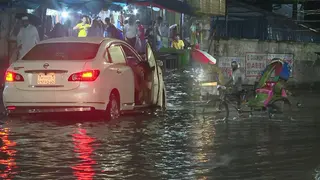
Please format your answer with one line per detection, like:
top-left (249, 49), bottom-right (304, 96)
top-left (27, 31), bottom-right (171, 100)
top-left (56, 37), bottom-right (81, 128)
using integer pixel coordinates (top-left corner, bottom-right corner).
top-left (171, 34), bottom-right (185, 50)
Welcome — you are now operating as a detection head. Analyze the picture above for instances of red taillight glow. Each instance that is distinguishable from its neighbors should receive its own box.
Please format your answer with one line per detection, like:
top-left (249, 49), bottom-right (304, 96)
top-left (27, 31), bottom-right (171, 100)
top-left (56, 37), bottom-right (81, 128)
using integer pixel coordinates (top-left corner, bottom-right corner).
top-left (68, 70), bottom-right (100, 82)
top-left (5, 71), bottom-right (24, 82)
top-left (6, 106), bottom-right (16, 110)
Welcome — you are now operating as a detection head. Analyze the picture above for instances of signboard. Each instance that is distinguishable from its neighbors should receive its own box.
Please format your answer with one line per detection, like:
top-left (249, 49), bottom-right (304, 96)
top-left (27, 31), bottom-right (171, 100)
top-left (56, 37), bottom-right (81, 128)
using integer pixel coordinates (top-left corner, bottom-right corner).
top-left (218, 57), bottom-right (245, 77)
top-left (245, 53), bottom-right (294, 77)
top-left (245, 53), bottom-right (267, 77)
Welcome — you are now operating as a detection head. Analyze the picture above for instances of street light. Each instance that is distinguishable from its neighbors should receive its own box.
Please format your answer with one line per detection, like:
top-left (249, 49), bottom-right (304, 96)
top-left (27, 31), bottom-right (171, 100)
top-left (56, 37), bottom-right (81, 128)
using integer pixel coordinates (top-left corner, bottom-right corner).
top-left (133, 9), bottom-right (138, 15)
top-left (152, 7), bottom-right (160, 11)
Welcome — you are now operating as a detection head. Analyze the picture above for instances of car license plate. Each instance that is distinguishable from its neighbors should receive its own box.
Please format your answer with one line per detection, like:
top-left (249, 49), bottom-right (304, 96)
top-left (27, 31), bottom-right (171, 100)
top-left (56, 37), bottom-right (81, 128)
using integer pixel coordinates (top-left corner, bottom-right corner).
top-left (37, 73), bottom-right (55, 85)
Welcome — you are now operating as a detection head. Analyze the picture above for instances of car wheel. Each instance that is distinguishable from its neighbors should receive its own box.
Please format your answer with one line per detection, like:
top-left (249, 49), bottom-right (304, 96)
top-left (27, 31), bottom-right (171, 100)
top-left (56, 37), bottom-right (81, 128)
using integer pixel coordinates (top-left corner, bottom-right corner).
top-left (105, 92), bottom-right (120, 120)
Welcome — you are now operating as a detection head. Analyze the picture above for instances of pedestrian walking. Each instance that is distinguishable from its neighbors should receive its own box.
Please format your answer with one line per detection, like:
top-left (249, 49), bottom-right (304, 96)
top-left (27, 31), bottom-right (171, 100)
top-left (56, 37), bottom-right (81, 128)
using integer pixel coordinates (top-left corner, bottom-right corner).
top-left (17, 16), bottom-right (40, 59)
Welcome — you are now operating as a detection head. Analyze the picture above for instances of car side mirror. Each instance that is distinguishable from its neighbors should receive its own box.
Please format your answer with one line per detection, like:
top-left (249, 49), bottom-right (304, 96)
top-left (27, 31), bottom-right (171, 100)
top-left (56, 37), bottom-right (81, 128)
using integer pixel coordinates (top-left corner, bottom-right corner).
top-left (156, 60), bottom-right (163, 67)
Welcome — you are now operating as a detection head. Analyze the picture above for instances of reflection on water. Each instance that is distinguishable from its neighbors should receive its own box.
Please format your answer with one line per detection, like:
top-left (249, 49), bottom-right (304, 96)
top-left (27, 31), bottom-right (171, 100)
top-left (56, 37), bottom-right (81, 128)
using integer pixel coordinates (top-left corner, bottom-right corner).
top-left (0, 68), bottom-right (320, 179)
top-left (0, 127), bottom-right (17, 180)
top-left (72, 127), bottom-right (96, 180)
top-left (192, 117), bottom-right (216, 179)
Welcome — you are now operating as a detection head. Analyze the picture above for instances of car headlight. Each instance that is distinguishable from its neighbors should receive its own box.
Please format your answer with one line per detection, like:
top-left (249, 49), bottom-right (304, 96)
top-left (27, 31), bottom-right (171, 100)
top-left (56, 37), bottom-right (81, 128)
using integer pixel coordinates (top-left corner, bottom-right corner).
top-left (201, 82), bottom-right (218, 87)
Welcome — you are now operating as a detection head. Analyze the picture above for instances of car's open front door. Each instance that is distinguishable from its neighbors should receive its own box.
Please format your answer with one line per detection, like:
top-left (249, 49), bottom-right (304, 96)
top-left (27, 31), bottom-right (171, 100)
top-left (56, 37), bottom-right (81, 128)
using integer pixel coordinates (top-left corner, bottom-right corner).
top-left (146, 43), bottom-right (161, 106)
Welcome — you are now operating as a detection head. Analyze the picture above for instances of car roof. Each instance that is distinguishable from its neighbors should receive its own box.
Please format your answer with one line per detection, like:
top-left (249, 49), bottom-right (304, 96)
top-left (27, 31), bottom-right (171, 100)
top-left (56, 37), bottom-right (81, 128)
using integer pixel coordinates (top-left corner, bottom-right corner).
top-left (39, 37), bottom-right (114, 45)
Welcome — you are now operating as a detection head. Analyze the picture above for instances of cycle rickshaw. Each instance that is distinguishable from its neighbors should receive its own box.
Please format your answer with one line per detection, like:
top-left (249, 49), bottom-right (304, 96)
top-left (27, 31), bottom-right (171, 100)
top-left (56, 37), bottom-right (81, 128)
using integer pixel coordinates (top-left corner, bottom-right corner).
top-left (201, 58), bottom-right (293, 120)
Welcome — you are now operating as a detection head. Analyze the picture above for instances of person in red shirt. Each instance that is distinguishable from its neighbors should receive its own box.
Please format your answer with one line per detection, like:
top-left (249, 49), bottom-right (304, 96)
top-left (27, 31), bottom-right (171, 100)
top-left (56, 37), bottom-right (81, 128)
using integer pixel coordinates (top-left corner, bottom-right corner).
top-left (136, 20), bottom-right (145, 53)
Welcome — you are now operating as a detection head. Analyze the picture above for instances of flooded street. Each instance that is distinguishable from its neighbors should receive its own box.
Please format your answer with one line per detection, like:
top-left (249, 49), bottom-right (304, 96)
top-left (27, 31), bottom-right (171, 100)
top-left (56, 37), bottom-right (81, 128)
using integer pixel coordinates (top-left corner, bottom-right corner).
top-left (1, 69), bottom-right (320, 180)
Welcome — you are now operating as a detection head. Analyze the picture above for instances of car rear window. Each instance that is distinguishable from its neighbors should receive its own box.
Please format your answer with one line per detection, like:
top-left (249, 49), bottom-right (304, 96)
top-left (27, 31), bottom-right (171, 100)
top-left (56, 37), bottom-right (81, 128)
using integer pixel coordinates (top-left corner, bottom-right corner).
top-left (22, 43), bottom-right (100, 60)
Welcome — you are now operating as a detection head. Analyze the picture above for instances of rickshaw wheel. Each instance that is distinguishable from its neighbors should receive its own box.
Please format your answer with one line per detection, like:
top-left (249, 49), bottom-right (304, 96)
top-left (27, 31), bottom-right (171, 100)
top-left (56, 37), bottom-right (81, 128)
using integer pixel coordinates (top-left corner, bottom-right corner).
top-left (202, 100), bottom-right (229, 121)
top-left (267, 98), bottom-right (293, 120)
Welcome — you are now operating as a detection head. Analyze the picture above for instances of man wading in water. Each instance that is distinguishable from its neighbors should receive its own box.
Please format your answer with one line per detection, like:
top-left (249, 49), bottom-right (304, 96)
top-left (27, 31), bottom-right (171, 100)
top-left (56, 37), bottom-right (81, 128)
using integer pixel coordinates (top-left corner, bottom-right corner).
top-left (225, 61), bottom-right (245, 110)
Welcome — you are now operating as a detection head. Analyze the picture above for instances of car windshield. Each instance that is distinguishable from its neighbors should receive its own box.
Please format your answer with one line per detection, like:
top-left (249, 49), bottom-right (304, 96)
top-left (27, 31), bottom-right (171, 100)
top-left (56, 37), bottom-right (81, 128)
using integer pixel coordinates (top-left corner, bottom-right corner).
top-left (22, 43), bottom-right (100, 60)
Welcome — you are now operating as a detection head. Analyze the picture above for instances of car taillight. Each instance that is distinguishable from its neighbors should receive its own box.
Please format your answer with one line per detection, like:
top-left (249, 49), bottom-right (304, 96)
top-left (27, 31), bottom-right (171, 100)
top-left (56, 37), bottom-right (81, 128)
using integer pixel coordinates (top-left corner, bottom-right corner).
top-left (68, 70), bottom-right (100, 82)
top-left (6, 106), bottom-right (16, 110)
top-left (5, 71), bottom-right (24, 82)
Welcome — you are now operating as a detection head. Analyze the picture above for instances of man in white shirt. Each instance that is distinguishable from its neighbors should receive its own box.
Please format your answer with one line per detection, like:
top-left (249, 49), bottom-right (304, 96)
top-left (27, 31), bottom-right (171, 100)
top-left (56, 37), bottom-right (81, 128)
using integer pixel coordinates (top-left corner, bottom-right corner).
top-left (17, 16), bottom-right (40, 59)
top-left (99, 9), bottom-right (110, 24)
top-left (123, 17), bottom-right (138, 47)
top-left (226, 61), bottom-right (244, 109)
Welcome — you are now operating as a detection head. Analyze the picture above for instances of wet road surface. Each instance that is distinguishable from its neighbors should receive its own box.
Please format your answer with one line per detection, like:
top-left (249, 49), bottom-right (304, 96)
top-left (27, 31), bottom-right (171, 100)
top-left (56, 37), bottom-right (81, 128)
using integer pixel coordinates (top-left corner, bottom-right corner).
top-left (1, 69), bottom-right (320, 180)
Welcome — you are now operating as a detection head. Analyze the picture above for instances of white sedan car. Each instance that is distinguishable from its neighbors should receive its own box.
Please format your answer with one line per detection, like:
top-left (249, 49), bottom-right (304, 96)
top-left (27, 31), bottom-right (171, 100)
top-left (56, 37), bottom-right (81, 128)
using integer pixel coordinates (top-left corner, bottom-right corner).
top-left (3, 37), bottom-right (166, 119)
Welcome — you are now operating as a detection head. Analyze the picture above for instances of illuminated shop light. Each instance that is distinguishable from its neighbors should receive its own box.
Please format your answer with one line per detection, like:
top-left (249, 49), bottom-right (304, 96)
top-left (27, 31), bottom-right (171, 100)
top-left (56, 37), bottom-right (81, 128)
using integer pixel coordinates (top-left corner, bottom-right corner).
top-left (62, 11), bottom-right (69, 18)
top-left (133, 9), bottom-right (138, 15)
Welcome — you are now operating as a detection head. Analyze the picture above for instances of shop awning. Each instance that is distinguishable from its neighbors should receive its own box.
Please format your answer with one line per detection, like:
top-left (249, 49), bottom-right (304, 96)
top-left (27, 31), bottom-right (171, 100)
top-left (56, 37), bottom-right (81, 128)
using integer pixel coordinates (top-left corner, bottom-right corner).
top-left (126, 0), bottom-right (195, 15)
top-left (8, 0), bottom-right (124, 14)
top-left (5, 0), bottom-right (194, 15)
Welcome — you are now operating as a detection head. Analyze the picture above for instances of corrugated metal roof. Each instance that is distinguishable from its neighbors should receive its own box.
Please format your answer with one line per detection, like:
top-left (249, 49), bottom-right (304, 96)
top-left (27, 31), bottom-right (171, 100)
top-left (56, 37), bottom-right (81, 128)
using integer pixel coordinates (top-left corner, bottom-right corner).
top-left (186, 0), bottom-right (226, 16)
top-left (127, 0), bottom-right (194, 15)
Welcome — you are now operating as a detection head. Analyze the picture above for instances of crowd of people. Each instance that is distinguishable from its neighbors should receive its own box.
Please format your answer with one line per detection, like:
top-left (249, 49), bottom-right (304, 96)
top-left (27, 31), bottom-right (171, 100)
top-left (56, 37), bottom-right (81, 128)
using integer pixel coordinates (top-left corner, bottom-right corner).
top-left (48, 15), bottom-right (159, 53)
top-left (47, 14), bottom-right (190, 52)
top-left (16, 12), bottom-right (200, 62)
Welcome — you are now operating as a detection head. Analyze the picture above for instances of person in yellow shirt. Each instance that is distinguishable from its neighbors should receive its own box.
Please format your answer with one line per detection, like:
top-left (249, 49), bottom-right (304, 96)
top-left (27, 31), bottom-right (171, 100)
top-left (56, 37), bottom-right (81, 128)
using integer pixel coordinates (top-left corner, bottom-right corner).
top-left (73, 16), bottom-right (92, 37)
top-left (171, 34), bottom-right (185, 50)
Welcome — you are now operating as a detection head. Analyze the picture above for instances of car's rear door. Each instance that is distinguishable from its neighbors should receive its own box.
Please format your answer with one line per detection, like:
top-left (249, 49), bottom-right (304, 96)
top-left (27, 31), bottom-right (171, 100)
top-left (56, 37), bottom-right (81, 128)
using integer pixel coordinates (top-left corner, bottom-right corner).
top-left (105, 44), bottom-right (135, 108)
top-left (145, 43), bottom-right (161, 105)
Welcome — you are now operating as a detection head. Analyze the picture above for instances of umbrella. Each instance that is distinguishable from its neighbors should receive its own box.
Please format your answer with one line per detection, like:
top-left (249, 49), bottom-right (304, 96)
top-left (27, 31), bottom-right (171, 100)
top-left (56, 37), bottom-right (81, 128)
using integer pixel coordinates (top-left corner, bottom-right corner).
top-left (191, 49), bottom-right (217, 64)
top-left (15, 13), bottom-right (41, 26)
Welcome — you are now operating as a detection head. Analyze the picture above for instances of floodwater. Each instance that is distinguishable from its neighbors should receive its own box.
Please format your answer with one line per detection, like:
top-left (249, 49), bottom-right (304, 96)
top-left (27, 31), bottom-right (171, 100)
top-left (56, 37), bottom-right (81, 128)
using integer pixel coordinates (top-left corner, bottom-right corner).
top-left (1, 68), bottom-right (320, 180)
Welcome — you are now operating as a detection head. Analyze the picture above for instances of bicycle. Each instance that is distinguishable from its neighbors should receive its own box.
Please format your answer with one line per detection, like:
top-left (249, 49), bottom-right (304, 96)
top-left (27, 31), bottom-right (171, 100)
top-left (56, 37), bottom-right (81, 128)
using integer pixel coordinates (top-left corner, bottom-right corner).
top-left (201, 85), bottom-right (251, 121)
top-left (201, 85), bottom-right (293, 121)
